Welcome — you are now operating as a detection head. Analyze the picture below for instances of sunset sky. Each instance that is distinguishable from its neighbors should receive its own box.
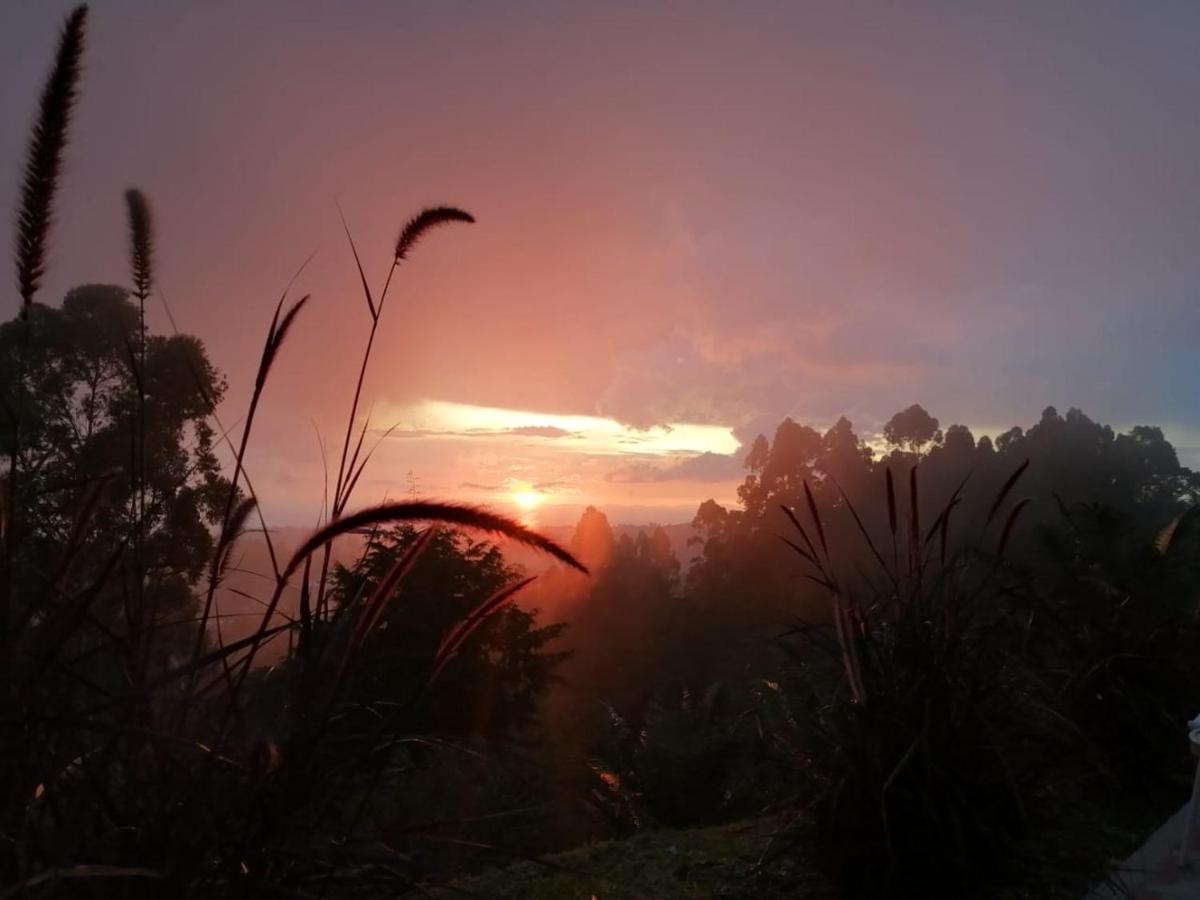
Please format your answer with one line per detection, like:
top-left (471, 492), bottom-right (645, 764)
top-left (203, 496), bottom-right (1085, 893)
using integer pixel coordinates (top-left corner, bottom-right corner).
top-left (3, 1), bottom-right (1199, 525)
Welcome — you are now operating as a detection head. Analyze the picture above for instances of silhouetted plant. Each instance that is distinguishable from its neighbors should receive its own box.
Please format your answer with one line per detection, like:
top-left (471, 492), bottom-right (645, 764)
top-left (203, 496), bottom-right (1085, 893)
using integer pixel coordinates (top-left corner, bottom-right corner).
top-left (773, 464), bottom-right (1086, 898)
top-left (13, 6), bottom-right (86, 315)
top-left (0, 9), bottom-right (584, 896)
top-left (1033, 500), bottom-right (1200, 796)
top-left (4, 3), bottom-right (88, 712)
top-left (587, 683), bottom-right (763, 831)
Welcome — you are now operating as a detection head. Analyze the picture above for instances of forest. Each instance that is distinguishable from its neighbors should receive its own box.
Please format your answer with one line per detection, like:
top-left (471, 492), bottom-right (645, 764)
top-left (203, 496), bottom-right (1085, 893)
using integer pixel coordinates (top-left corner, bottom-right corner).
top-left (3, 6), bottom-right (1200, 900)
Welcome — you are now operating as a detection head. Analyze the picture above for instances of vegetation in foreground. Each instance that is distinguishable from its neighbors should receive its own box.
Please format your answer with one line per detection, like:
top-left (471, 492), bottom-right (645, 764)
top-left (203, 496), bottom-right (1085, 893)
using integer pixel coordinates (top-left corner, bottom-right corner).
top-left (432, 817), bottom-right (830, 900)
top-left (1, 7), bottom-right (1198, 899)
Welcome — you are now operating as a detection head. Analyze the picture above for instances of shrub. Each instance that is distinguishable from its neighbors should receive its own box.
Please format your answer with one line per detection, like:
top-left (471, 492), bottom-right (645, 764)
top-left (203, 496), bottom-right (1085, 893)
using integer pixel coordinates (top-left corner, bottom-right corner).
top-left (773, 466), bottom-right (1083, 897)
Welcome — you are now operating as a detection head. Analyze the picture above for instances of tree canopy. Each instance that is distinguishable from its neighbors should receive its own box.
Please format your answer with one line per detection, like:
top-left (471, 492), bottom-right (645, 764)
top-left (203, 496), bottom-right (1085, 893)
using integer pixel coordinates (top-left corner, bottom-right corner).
top-left (329, 524), bottom-right (569, 742)
top-left (0, 285), bottom-right (230, 665)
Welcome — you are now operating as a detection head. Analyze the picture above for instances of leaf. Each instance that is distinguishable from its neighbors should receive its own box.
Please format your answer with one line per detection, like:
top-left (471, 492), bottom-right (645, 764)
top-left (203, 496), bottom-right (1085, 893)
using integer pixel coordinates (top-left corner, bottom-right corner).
top-left (802, 481), bottom-right (828, 558)
top-left (336, 199), bottom-right (377, 319)
top-left (996, 497), bottom-right (1033, 559)
top-left (985, 458), bottom-right (1030, 530)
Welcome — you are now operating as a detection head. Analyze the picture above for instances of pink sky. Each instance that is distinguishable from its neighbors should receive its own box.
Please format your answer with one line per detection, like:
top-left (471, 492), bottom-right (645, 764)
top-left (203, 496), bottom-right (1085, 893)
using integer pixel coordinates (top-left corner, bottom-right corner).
top-left (4, 2), bottom-right (1200, 524)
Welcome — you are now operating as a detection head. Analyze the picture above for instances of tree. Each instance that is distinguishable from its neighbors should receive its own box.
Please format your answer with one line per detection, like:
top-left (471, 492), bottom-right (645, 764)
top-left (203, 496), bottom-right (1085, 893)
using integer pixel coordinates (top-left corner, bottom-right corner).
top-left (737, 419), bottom-right (823, 517)
top-left (883, 403), bottom-right (941, 455)
top-left (329, 524), bottom-right (569, 743)
top-left (570, 504), bottom-right (616, 571)
top-left (0, 285), bottom-right (229, 665)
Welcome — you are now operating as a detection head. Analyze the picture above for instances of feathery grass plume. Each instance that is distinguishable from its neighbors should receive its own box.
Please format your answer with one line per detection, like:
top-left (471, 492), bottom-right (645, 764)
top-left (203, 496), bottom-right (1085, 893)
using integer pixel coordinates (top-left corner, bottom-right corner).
top-left (316, 205), bottom-right (475, 620)
top-left (341, 526), bottom-right (439, 670)
top-left (214, 497), bottom-right (257, 581)
top-left (394, 206), bottom-right (475, 262)
top-left (256, 293), bottom-right (309, 390)
top-left (125, 190), bottom-right (153, 655)
top-left (429, 576), bottom-right (538, 685)
top-left (281, 501), bottom-right (587, 584)
top-left (13, 5), bottom-right (87, 317)
top-left (228, 501), bottom-right (587, 690)
top-left (124, 189), bottom-right (154, 300)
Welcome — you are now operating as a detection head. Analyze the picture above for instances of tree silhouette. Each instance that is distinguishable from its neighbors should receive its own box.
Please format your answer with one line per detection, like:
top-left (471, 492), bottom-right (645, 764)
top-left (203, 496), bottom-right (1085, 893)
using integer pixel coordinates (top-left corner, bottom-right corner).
top-left (0, 285), bottom-right (229, 664)
top-left (328, 524), bottom-right (569, 743)
top-left (883, 403), bottom-right (941, 455)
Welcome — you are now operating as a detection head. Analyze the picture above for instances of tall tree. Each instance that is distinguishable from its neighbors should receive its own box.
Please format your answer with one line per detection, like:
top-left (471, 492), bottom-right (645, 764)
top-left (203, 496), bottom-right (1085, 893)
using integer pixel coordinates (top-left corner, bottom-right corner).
top-left (883, 403), bottom-right (941, 455)
top-left (0, 285), bottom-right (229, 665)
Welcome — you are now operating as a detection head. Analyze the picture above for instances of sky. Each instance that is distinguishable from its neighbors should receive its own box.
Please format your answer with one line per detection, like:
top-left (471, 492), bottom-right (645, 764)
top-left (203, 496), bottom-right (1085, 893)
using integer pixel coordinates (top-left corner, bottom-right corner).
top-left (3, 1), bottom-right (1200, 526)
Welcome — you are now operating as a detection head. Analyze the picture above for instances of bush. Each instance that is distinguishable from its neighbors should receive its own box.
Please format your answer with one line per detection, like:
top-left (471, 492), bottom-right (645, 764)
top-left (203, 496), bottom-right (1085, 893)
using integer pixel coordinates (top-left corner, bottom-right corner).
top-left (772, 467), bottom-right (1084, 897)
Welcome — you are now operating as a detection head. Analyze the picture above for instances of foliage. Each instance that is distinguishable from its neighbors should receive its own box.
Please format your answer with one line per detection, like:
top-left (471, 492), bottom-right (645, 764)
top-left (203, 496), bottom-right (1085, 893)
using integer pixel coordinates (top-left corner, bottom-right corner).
top-left (434, 816), bottom-right (824, 900)
top-left (327, 524), bottom-right (570, 743)
top-left (0, 10), bottom-right (583, 895)
top-left (0, 285), bottom-right (228, 568)
top-left (4, 7), bottom-right (1200, 899)
top-left (1031, 500), bottom-right (1200, 793)
top-left (770, 465), bottom-right (1084, 897)
top-left (882, 403), bottom-right (941, 454)
top-left (586, 683), bottom-right (763, 830)
top-left (556, 521), bottom-right (693, 719)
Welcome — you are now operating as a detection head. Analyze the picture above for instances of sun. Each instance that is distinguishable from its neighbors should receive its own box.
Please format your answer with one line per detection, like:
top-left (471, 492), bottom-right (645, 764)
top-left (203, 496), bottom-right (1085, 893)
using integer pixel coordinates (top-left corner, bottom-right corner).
top-left (511, 489), bottom-right (543, 511)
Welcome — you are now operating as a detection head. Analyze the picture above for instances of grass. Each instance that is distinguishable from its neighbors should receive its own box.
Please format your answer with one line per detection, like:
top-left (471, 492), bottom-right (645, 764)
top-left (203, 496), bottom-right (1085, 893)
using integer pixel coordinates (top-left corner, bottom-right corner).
top-left (430, 816), bottom-right (832, 900)
top-left (428, 806), bottom-right (1159, 900)
top-left (772, 463), bottom-right (1089, 897)
top-left (0, 7), bottom-right (584, 894)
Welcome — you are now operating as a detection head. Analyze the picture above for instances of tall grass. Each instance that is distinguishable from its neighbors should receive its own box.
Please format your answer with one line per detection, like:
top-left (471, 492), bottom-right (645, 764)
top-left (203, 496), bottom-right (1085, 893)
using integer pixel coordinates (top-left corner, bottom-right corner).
top-left (773, 463), bottom-right (1094, 897)
top-left (4, 4), bottom-right (88, 711)
top-left (0, 9), bottom-right (584, 895)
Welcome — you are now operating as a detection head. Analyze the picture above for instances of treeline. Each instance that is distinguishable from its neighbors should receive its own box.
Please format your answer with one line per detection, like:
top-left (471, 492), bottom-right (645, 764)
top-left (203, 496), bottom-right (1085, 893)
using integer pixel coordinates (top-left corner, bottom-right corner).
top-left (530, 403), bottom-right (1200, 895)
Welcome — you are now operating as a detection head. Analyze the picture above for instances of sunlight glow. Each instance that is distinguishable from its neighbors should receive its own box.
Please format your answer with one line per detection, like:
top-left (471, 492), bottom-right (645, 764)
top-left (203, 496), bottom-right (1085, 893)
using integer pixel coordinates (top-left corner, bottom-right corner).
top-left (511, 489), bottom-right (544, 511)
top-left (381, 400), bottom-right (740, 457)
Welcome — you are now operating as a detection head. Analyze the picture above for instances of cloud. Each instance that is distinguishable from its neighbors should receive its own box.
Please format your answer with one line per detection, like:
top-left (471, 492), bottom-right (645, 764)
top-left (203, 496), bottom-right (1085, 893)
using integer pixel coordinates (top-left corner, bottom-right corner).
top-left (606, 451), bottom-right (744, 484)
top-left (376, 400), bottom-right (738, 456)
top-left (506, 425), bottom-right (576, 438)
top-left (460, 481), bottom-right (507, 493)
top-left (384, 425), bottom-right (577, 440)
top-left (459, 478), bottom-right (575, 494)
